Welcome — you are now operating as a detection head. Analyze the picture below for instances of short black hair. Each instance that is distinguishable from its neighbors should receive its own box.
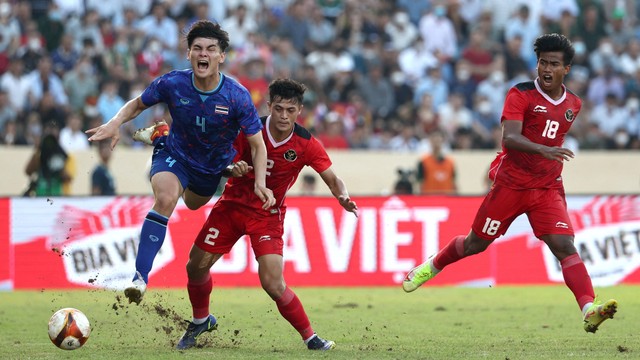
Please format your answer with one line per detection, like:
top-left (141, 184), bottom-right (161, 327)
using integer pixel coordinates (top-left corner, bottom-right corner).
top-left (533, 33), bottom-right (575, 66)
top-left (268, 78), bottom-right (307, 105)
top-left (186, 20), bottom-right (230, 52)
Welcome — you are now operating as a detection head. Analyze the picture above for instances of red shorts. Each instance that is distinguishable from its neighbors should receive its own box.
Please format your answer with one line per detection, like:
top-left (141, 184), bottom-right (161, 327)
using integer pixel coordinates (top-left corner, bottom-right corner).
top-left (471, 184), bottom-right (573, 240)
top-left (194, 201), bottom-right (284, 258)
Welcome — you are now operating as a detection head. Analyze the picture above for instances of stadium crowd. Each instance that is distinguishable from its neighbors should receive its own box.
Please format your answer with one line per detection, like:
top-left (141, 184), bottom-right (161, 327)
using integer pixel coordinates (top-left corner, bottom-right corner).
top-left (1, 0), bottom-right (640, 154)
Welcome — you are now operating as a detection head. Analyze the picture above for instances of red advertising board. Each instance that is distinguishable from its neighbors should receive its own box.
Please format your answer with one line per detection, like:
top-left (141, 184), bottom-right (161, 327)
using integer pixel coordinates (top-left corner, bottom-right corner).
top-left (2, 195), bottom-right (640, 290)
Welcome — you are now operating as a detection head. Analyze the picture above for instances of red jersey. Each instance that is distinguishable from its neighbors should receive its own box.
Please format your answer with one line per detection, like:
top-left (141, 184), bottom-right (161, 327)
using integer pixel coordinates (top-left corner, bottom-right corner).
top-left (489, 79), bottom-right (582, 190)
top-left (221, 116), bottom-right (332, 217)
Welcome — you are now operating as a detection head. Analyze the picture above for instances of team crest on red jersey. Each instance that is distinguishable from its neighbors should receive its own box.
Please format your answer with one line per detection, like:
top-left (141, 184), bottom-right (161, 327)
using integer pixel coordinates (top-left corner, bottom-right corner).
top-left (284, 149), bottom-right (297, 161)
top-left (565, 109), bottom-right (575, 122)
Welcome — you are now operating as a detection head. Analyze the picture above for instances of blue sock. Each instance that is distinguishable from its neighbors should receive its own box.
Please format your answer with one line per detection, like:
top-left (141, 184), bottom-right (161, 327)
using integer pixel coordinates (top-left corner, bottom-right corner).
top-left (135, 210), bottom-right (169, 283)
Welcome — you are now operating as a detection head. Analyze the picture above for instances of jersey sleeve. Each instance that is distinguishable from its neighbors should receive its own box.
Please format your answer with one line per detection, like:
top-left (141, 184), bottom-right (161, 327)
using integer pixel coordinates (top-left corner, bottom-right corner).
top-left (140, 72), bottom-right (170, 107)
top-left (235, 89), bottom-right (263, 136)
top-left (500, 87), bottom-right (529, 122)
top-left (307, 136), bottom-right (332, 173)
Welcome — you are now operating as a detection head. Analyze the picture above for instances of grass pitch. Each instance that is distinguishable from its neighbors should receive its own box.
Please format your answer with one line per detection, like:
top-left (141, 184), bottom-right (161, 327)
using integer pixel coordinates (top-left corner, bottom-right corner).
top-left (0, 285), bottom-right (637, 359)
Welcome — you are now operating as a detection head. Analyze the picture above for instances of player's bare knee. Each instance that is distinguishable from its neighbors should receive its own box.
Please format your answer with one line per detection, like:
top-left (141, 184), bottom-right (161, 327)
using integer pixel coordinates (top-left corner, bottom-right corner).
top-left (465, 236), bottom-right (491, 256)
top-left (261, 279), bottom-right (285, 299)
top-left (544, 236), bottom-right (576, 259)
top-left (153, 192), bottom-right (179, 214)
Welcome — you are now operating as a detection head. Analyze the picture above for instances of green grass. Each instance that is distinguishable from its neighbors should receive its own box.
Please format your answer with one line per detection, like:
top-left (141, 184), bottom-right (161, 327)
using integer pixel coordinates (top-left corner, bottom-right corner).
top-left (0, 286), bottom-right (637, 359)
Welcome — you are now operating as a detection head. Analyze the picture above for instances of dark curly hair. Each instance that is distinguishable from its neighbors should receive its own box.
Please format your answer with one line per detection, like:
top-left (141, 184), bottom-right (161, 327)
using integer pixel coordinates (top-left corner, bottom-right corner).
top-left (534, 33), bottom-right (575, 66)
top-left (186, 20), bottom-right (230, 52)
top-left (268, 78), bottom-right (307, 105)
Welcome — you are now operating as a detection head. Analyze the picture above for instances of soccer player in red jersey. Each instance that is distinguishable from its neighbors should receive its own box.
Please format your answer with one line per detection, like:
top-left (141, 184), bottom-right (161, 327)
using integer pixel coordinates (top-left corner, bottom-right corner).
top-left (176, 79), bottom-right (358, 350)
top-left (403, 33), bottom-right (618, 333)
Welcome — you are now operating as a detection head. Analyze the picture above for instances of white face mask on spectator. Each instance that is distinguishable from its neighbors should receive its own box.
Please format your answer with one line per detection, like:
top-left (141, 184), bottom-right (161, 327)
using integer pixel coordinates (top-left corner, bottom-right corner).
top-left (574, 42), bottom-right (586, 56)
top-left (478, 100), bottom-right (492, 115)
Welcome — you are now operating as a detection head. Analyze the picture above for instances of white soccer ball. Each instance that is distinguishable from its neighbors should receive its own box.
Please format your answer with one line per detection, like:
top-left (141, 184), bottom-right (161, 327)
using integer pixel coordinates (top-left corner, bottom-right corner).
top-left (48, 308), bottom-right (91, 350)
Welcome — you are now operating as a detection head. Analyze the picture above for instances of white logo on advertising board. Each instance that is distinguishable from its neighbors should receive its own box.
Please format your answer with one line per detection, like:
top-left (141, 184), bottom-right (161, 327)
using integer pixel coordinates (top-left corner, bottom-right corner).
top-left (60, 227), bottom-right (174, 290)
top-left (543, 221), bottom-right (640, 286)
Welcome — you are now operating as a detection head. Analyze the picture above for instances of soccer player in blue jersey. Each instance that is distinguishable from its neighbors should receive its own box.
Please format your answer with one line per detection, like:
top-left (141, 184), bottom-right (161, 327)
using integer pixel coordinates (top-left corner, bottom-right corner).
top-left (86, 20), bottom-right (276, 304)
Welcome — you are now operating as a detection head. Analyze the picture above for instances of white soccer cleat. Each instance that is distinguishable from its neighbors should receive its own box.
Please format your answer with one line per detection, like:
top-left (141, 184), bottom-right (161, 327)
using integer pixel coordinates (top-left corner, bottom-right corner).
top-left (124, 271), bottom-right (147, 305)
top-left (133, 121), bottom-right (169, 145)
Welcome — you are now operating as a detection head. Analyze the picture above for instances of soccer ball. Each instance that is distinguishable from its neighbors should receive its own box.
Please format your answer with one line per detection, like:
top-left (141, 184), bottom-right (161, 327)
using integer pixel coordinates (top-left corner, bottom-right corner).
top-left (48, 308), bottom-right (91, 350)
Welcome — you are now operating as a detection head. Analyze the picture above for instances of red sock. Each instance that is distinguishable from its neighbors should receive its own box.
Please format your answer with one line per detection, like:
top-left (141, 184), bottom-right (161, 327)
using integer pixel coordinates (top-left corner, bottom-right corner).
top-left (275, 287), bottom-right (314, 340)
top-left (561, 253), bottom-right (595, 310)
top-left (433, 235), bottom-right (466, 270)
top-left (187, 274), bottom-right (212, 319)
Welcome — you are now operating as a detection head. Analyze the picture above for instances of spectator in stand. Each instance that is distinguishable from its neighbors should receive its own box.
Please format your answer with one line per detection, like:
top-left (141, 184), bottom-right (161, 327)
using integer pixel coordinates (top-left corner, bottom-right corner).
top-left (589, 92), bottom-right (628, 142)
top-left (17, 20), bottom-right (46, 73)
top-left (357, 63), bottom-right (394, 118)
top-left (136, 2), bottom-right (178, 59)
top-left (460, 31), bottom-right (498, 85)
top-left (502, 35), bottom-right (532, 81)
top-left (438, 91), bottom-right (473, 142)
top-left (619, 38), bottom-right (640, 77)
top-left (51, 33), bottom-right (80, 78)
top-left (257, 6), bottom-right (285, 42)
top-left (418, 5), bottom-right (457, 82)
top-left (589, 37), bottom-right (621, 76)
top-left (221, 4), bottom-right (258, 52)
top-left (389, 70), bottom-right (414, 113)
top-left (476, 70), bottom-right (508, 121)
top-left (26, 56), bottom-right (69, 111)
top-left (279, 0), bottom-right (311, 55)
top-left (37, 2), bottom-right (65, 54)
top-left (0, 2), bottom-right (20, 63)
top-left (1, 120), bottom-right (27, 145)
top-left (397, 0), bottom-right (430, 26)
top-left (416, 130), bottom-right (456, 195)
top-left (69, 9), bottom-right (105, 55)
top-left (235, 58), bottom-right (270, 112)
top-left (317, 112), bottom-right (349, 149)
top-left (451, 60), bottom-right (478, 109)
top-left (271, 38), bottom-right (304, 79)
top-left (586, 62), bottom-right (625, 106)
top-left (0, 56), bottom-right (29, 115)
top-left (607, 8), bottom-right (634, 54)
top-left (324, 54), bottom-right (358, 104)
top-left (0, 88), bottom-right (17, 133)
top-left (103, 31), bottom-right (139, 94)
top-left (112, 5), bottom-right (145, 53)
top-left (136, 38), bottom-right (165, 79)
top-left (62, 56), bottom-right (99, 114)
top-left (470, 94), bottom-right (500, 148)
top-left (389, 123), bottom-right (423, 152)
top-left (59, 112), bottom-right (89, 153)
top-left (415, 93), bottom-right (439, 136)
top-left (307, 5), bottom-right (335, 51)
top-left (385, 11), bottom-right (418, 52)
top-left (413, 66), bottom-right (449, 111)
top-left (91, 139), bottom-right (116, 195)
top-left (96, 79), bottom-right (125, 126)
top-left (574, 3), bottom-right (607, 54)
top-left (503, 4), bottom-right (541, 69)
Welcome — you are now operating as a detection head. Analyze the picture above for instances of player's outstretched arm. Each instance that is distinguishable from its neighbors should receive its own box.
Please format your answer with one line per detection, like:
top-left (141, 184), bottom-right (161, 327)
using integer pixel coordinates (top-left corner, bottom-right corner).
top-left (85, 97), bottom-right (148, 150)
top-left (246, 132), bottom-right (275, 209)
top-left (502, 120), bottom-right (574, 163)
top-left (319, 167), bottom-right (358, 217)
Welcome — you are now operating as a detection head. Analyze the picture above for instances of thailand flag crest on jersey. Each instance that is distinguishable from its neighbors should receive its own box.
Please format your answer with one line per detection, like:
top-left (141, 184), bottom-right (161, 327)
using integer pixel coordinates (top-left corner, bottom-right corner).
top-left (215, 104), bottom-right (229, 115)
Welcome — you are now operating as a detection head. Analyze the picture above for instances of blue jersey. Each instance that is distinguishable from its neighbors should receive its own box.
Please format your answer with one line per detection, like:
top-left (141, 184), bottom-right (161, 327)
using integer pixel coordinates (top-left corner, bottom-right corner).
top-left (140, 70), bottom-right (262, 175)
